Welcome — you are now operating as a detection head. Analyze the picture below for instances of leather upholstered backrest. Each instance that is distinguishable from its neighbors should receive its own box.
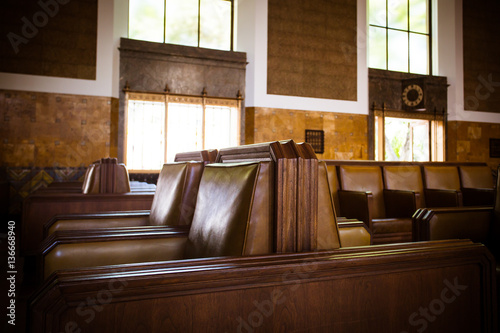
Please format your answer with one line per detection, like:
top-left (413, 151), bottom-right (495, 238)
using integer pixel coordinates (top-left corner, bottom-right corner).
top-left (317, 162), bottom-right (341, 250)
top-left (423, 166), bottom-right (461, 190)
top-left (242, 161), bottom-right (274, 255)
top-left (149, 162), bottom-right (204, 226)
top-left (339, 165), bottom-right (385, 218)
top-left (81, 164), bottom-right (98, 194)
top-left (459, 166), bottom-right (494, 189)
top-left (383, 165), bottom-right (424, 207)
top-left (325, 164), bottom-right (341, 216)
top-left (82, 158), bottom-right (131, 194)
top-left (114, 163), bottom-right (131, 193)
top-left (184, 162), bottom-right (264, 258)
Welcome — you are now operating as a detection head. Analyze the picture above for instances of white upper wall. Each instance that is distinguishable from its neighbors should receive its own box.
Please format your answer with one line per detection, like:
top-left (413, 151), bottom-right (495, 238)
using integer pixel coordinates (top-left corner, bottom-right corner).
top-left (0, 0), bottom-right (127, 99)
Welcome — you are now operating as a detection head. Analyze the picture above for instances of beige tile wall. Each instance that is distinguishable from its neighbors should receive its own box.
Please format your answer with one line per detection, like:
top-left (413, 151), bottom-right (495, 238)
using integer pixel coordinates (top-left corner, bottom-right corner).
top-left (447, 120), bottom-right (500, 171)
top-left (245, 107), bottom-right (369, 160)
top-left (0, 90), bottom-right (118, 167)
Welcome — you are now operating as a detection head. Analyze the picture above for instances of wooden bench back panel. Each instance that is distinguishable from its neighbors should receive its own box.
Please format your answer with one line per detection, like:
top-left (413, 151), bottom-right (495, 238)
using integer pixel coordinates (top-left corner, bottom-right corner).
top-left (30, 240), bottom-right (496, 333)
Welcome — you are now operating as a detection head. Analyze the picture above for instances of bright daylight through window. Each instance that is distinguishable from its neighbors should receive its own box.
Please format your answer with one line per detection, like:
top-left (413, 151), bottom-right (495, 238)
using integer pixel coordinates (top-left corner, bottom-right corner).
top-left (369, 0), bottom-right (430, 74)
top-left (375, 115), bottom-right (444, 162)
top-left (128, 0), bottom-right (233, 51)
top-left (126, 94), bottom-right (239, 171)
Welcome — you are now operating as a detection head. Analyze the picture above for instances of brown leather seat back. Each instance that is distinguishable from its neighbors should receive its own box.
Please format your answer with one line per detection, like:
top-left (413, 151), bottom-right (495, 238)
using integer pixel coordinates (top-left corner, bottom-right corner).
top-left (317, 162), bottom-right (341, 250)
top-left (184, 162), bottom-right (269, 258)
top-left (459, 166), bottom-right (494, 189)
top-left (82, 164), bottom-right (98, 194)
top-left (383, 165), bottom-right (424, 207)
top-left (423, 166), bottom-right (461, 190)
top-left (149, 162), bottom-right (204, 226)
top-left (82, 158), bottom-right (131, 194)
top-left (339, 165), bottom-right (385, 218)
top-left (325, 164), bottom-right (341, 216)
top-left (242, 161), bottom-right (274, 255)
top-left (114, 163), bottom-right (131, 193)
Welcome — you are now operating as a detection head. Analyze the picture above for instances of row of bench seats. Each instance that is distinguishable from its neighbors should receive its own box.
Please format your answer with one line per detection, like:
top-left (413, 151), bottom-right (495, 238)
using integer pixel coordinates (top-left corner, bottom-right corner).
top-left (27, 141), bottom-right (497, 332)
top-left (323, 161), bottom-right (495, 244)
top-left (38, 141), bottom-right (371, 280)
top-left (20, 151), bottom-right (218, 256)
top-left (413, 169), bottom-right (500, 258)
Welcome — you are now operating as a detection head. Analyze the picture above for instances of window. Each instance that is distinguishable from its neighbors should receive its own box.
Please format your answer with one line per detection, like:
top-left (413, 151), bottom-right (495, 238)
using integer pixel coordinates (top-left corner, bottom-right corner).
top-left (374, 113), bottom-right (444, 162)
top-left (125, 93), bottom-right (240, 170)
top-left (368, 0), bottom-right (431, 74)
top-left (128, 0), bottom-right (234, 51)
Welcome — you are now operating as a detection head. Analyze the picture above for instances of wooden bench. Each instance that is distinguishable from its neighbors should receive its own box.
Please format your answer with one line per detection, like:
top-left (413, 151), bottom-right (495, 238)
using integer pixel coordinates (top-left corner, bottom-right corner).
top-left (37, 141), bottom-right (370, 281)
top-left (29, 240), bottom-right (496, 333)
top-left (27, 143), bottom-right (497, 332)
top-left (413, 166), bottom-right (500, 254)
top-left (324, 160), bottom-right (495, 244)
top-left (21, 150), bottom-right (218, 256)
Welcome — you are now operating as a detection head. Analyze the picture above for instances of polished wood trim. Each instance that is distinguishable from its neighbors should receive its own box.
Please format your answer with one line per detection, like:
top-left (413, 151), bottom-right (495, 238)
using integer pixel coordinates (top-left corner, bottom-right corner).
top-left (29, 240), bottom-right (497, 333)
top-left (174, 149), bottom-right (218, 163)
top-left (43, 210), bottom-right (152, 237)
top-left (21, 192), bottom-right (154, 255)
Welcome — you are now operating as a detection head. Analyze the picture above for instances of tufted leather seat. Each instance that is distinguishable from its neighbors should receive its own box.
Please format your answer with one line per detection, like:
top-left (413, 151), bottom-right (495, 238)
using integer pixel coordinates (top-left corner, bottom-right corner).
top-left (337, 165), bottom-right (412, 244)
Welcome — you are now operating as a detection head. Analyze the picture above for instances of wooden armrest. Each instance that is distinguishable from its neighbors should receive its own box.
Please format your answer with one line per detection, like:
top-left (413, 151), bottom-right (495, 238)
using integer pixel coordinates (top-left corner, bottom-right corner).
top-left (414, 206), bottom-right (492, 243)
top-left (44, 211), bottom-right (151, 237)
top-left (424, 189), bottom-right (463, 207)
top-left (384, 189), bottom-right (420, 218)
top-left (338, 190), bottom-right (373, 228)
top-left (41, 226), bottom-right (190, 280)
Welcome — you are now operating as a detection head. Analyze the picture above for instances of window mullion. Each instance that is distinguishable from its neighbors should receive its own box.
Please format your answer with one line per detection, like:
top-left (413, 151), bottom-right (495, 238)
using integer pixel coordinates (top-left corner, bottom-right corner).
top-left (385, 0), bottom-right (388, 70)
top-left (198, 0), bottom-right (201, 47)
top-left (163, 0), bottom-right (166, 43)
top-left (428, 0), bottom-right (432, 75)
top-left (407, 0), bottom-right (410, 72)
